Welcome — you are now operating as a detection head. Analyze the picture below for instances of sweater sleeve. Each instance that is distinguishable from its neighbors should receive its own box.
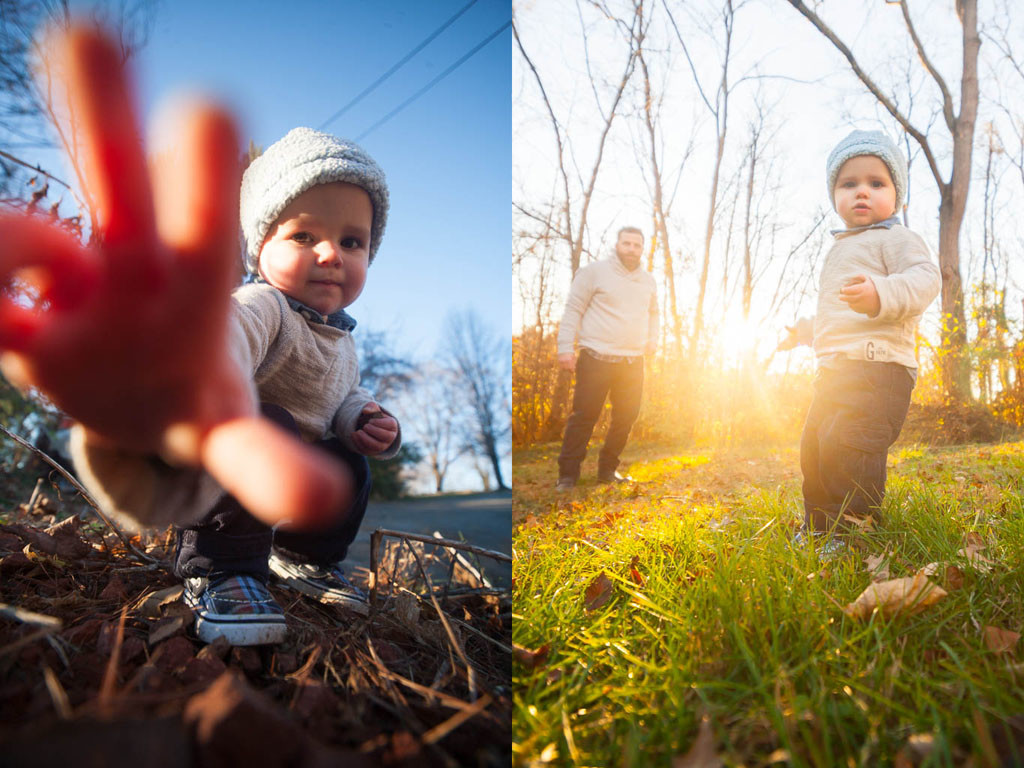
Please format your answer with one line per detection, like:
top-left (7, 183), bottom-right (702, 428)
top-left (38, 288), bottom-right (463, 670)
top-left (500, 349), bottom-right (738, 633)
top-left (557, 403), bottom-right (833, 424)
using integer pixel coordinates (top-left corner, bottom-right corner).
top-left (872, 231), bottom-right (942, 323)
top-left (556, 266), bottom-right (595, 356)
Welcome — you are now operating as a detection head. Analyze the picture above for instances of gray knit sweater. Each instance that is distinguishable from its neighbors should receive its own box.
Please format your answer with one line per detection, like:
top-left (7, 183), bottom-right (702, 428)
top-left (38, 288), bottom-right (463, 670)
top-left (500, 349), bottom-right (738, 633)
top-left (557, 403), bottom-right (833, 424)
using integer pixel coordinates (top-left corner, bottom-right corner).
top-left (69, 282), bottom-right (401, 530)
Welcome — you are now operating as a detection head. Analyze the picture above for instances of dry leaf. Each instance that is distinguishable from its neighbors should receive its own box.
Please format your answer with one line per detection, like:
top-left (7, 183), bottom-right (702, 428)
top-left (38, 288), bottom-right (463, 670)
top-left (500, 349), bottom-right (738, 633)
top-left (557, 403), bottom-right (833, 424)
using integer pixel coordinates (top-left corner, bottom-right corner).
top-left (584, 572), bottom-right (614, 612)
top-left (843, 571), bottom-right (947, 621)
top-left (984, 625), bottom-right (1021, 654)
top-left (672, 714), bottom-right (722, 768)
top-left (629, 555), bottom-right (645, 586)
top-left (958, 545), bottom-right (995, 573)
top-left (920, 562), bottom-right (940, 577)
top-left (864, 553), bottom-right (890, 581)
top-left (965, 531), bottom-right (985, 548)
top-left (945, 565), bottom-right (964, 591)
top-left (513, 642), bottom-right (550, 670)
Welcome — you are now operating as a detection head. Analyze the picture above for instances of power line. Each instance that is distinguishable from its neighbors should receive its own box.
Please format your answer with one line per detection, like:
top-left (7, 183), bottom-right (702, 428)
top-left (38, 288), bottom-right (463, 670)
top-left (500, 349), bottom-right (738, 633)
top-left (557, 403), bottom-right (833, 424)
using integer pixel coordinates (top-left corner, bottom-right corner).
top-left (356, 19), bottom-right (511, 142)
top-left (319, 0), bottom-right (479, 131)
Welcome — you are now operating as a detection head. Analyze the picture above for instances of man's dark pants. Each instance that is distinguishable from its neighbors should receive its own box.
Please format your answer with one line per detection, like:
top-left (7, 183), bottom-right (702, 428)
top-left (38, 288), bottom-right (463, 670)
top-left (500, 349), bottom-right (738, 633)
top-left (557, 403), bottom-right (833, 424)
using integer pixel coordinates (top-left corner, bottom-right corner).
top-left (558, 349), bottom-right (644, 481)
top-left (800, 360), bottom-right (913, 534)
top-left (175, 403), bottom-right (372, 580)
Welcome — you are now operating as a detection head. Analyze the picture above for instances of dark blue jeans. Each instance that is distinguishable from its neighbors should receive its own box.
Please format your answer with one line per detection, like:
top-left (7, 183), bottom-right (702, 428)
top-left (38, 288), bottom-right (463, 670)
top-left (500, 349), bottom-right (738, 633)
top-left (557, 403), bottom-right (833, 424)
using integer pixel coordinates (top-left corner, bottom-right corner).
top-left (558, 349), bottom-right (644, 481)
top-left (174, 403), bottom-right (371, 579)
top-left (800, 360), bottom-right (913, 535)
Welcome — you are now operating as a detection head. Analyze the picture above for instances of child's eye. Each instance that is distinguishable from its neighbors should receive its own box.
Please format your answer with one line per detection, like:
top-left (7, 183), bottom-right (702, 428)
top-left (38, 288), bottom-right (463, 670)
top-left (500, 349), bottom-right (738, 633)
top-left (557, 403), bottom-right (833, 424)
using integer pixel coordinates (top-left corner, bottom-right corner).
top-left (340, 236), bottom-right (363, 249)
top-left (291, 231), bottom-right (314, 243)
top-left (871, 180), bottom-right (885, 188)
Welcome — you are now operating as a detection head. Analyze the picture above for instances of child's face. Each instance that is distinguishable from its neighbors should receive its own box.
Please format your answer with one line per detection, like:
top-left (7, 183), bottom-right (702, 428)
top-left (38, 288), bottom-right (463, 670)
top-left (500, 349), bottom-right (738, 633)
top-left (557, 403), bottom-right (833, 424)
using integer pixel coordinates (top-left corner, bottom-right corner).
top-left (258, 182), bottom-right (373, 315)
top-left (833, 155), bottom-right (898, 229)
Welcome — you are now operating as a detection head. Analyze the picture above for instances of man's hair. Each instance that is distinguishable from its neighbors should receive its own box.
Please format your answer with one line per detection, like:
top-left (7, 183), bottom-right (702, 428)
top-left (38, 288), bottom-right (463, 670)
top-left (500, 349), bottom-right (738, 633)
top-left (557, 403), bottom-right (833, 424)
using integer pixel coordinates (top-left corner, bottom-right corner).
top-left (617, 226), bottom-right (643, 241)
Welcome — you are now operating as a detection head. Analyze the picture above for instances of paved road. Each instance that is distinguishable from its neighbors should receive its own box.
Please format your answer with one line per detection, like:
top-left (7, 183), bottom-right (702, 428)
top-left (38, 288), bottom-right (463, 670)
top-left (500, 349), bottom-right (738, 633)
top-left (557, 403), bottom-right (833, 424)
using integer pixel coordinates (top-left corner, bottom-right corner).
top-left (345, 490), bottom-right (512, 587)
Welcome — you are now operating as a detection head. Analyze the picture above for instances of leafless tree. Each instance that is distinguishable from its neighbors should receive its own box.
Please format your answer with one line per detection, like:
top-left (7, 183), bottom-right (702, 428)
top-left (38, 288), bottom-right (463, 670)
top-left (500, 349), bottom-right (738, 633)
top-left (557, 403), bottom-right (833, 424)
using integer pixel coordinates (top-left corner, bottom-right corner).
top-left (407, 365), bottom-right (466, 494)
top-left (442, 310), bottom-right (510, 491)
top-left (786, 0), bottom-right (980, 402)
top-left (666, 0), bottom-right (741, 364)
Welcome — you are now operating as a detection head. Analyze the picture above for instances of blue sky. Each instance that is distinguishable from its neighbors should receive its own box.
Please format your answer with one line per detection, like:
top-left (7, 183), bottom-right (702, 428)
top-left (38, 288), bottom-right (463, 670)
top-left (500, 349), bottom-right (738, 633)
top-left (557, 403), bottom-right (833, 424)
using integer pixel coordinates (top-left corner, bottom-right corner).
top-left (37, 0), bottom-right (512, 354)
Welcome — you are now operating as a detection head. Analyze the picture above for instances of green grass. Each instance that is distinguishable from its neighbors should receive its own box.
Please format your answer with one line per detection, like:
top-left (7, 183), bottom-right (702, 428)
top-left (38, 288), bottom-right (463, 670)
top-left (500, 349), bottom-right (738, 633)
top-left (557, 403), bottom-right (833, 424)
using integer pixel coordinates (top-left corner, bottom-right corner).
top-left (513, 440), bottom-right (1024, 766)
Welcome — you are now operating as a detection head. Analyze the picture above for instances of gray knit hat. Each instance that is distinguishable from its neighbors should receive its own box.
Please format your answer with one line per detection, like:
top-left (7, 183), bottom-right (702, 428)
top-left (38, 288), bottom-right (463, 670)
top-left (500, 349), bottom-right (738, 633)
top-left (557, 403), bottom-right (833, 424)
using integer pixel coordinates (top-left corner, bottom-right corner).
top-left (826, 129), bottom-right (907, 213)
top-left (240, 127), bottom-right (389, 273)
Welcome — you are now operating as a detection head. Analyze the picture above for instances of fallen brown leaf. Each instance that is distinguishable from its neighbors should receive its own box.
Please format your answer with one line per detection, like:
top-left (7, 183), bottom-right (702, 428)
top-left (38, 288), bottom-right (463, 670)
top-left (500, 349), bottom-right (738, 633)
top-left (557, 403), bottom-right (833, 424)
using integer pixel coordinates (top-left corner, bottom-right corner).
top-left (958, 545), bottom-right (995, 573)
top-left (984, 625), bottom-right (1021, 655)
top-left (945, 565), bottom-right (964, 591)
top-left (843, 571), bottom-right (947, 621)
top-left (512, 643), bottom-right (550, 670)
top-left (584, 572), bottom-right (614, 612)
top-left (864, 553), bottom-right (890, 581)
top-left (629, 555), bottom-right (645, 586)
top-left (672, 714), bottom-right (721, 768)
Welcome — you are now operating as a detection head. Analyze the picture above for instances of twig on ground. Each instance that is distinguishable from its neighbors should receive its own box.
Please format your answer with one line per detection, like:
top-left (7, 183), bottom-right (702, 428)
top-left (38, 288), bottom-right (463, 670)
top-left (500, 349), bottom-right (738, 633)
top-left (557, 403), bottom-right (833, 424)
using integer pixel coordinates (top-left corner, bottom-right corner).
top-left (97, 605), bottom-right (127, 714)
top-left (421, 692), bottom-right (493, 745)
top-left (0, 423), bottom-right (159, 566)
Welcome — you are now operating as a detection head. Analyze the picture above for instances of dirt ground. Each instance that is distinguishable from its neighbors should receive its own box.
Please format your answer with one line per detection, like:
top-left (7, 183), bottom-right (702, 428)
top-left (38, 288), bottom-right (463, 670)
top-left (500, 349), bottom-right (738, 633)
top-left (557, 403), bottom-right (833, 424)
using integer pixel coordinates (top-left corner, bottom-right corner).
top-left (0, 470), bottom-right (511, 767)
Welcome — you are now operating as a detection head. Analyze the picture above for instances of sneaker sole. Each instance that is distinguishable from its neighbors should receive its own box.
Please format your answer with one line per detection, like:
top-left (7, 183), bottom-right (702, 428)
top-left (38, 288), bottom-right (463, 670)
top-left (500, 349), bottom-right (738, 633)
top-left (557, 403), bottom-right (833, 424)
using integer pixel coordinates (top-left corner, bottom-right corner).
top-left (183, 591), bottom-right (288, 646)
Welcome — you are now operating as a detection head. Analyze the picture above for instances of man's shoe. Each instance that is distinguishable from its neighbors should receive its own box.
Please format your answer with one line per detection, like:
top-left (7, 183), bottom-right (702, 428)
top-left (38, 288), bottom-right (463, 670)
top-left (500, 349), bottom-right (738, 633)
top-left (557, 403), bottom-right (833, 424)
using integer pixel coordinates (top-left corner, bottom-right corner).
top-left (269, 550), bottom-right (369, 615)
top-left (598, 470), bottom-right (634, 484)
top-left (182, 572), bottom-right (288, 646)
top-left (793, 529), bottom-right (848, 557)
top-left (555, 477), bottom-right (576, 492)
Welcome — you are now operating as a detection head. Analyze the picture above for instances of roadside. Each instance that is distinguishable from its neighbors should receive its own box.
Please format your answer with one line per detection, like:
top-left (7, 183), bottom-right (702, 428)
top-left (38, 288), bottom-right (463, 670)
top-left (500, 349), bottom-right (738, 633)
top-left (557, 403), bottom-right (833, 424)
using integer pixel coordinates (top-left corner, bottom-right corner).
top-left (348, 489), bottom-right (513, 587)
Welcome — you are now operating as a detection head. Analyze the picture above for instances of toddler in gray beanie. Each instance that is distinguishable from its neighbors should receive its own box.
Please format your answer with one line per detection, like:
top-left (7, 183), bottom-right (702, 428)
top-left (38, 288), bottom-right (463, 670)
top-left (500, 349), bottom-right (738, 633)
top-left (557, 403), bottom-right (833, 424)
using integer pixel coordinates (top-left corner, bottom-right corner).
top-left (240, 126), bottom-right (389, 274)
top-left (780, 127), bottom-right (940, 552)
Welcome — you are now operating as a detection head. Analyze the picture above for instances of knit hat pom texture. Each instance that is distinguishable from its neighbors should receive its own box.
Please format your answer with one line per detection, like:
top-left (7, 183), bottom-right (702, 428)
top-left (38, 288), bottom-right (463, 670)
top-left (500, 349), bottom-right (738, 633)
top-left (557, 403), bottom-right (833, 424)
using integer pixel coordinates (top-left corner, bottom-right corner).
top-left (240, 127), bottom-right (389, 273)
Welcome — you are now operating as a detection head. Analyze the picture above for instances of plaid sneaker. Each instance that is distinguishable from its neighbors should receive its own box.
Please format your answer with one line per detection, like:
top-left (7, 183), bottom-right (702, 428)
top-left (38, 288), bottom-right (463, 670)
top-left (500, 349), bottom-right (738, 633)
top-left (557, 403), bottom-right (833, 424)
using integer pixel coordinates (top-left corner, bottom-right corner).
top-left (182, 572), bottom-right (288, 646)
top-left (268, 550), bottom-right (368, 615)
top-left (793, 529), bottom-right (849, 558)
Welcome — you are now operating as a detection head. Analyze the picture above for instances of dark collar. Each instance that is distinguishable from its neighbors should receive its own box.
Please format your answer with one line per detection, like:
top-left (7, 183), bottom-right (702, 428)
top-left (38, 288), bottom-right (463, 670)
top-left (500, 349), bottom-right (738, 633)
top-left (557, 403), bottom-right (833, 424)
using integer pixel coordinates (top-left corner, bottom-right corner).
top-left (246, 274), bottom-right (357, 331)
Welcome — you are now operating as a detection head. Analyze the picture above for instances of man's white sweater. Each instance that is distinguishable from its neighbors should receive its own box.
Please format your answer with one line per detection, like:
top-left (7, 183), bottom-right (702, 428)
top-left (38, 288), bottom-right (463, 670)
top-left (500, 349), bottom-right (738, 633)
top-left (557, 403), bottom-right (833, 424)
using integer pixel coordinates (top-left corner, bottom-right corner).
top-left (557, 256), bottom-right (659, 358)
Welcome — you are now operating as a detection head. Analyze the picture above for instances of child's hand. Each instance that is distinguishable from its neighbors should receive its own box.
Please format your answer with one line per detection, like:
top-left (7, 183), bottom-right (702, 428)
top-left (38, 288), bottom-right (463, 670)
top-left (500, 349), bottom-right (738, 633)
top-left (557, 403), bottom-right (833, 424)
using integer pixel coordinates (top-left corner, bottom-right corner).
top-left (777, 325), bottom-right (800, 351)
top-left (558, 352), bottom-right (576, 370)
top-left (352, 403), bottom-right (399, 455)
top-left (0, 26), bottom-right (349, 529)
top-left (840, 275), bottom-right (881, 317)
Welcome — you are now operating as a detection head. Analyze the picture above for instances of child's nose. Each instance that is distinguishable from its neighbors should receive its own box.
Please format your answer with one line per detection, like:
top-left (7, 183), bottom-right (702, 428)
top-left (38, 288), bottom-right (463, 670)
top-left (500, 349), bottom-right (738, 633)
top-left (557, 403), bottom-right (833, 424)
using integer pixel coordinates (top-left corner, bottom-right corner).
top-left (316, 242), bottom-right (342, 265)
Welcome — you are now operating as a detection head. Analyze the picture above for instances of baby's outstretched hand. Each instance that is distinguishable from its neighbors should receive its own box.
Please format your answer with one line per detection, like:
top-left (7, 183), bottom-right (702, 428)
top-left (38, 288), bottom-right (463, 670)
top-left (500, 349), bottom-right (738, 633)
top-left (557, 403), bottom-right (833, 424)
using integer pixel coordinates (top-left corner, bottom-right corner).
top-left (0, 26), bottom-right (349, 529)
top-left (352, 403), bottom-right (399, 456)
top-left (839, 274), bottom-right (881, 317)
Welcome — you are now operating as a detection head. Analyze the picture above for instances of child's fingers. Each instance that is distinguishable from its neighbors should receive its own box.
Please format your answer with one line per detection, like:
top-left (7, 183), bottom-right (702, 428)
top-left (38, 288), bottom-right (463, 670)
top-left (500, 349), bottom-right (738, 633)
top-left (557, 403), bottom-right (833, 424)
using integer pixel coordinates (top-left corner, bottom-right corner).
top-left (153, 100), bottom-right (240, 304)
top-left (0, 215), bottom-right (98, 351)
top-left (201, 417), bottom-right (352, 529)
top-left (56, 26), bottom-right (157, 274)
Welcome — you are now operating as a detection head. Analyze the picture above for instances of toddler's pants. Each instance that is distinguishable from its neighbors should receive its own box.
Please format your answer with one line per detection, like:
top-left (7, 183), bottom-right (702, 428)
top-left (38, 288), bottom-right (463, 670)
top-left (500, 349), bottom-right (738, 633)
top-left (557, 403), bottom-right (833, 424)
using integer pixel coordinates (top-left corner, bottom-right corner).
top-left (800, 359), bottom-right (913, 535)
top-left (174, 403), bottom-right (371, 579)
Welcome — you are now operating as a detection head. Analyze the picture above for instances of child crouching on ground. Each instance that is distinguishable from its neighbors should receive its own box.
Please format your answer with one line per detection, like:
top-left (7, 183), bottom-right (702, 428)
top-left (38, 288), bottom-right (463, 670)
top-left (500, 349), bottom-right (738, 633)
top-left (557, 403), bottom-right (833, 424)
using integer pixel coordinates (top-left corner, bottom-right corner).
top-left (781, 130), bottom-right (941, 550)
top-left (71, 127), bottom-right (402, 645)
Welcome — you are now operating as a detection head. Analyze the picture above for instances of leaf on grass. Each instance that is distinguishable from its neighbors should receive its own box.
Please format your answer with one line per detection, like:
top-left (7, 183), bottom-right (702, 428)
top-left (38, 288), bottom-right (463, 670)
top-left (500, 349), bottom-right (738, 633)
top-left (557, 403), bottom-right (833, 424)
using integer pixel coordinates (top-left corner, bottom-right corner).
top-left (965, 531), bottom-right (985, 548)
top-left (629, 555), bottom-right (645, 586)
top-left (945, 565), bottom-right (964, 591)
top-left (864, 553), bottom-right (890, 581)
top-left (958, 545), bottom-right (995, 573)
top-left (920, 562), bottom-right (940, 577)
top-left (843, 571), bottom-right (947, 621)
top-left (672, 714), bottom-right (721, 768)
top-left (842, 513), bottom-right (874, 531)
top-left (512, 642), bottom-right (550, 670)
top-left (584, 571), bottom-right (614, 612)
top-left (984, 625), bottom-right (1020, 654)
